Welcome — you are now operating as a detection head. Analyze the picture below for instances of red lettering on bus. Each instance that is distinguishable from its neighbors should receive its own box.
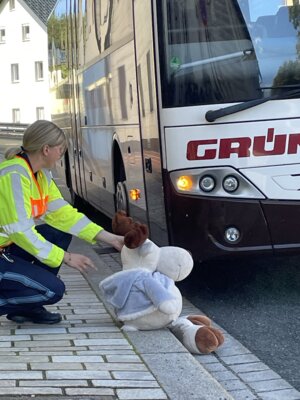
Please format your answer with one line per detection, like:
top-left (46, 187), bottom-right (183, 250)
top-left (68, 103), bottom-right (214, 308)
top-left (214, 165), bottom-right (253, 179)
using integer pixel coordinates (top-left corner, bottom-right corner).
top-left (253, 135), bottom-right (286, 156)
top-left (186, 130), bottom-right (300, 160)
top-left (186, 139), bottom-right (217, 160)
top-left (287, 133), bottom-right (300, 154)
top-left (219, 137), bottom-right (251, 158)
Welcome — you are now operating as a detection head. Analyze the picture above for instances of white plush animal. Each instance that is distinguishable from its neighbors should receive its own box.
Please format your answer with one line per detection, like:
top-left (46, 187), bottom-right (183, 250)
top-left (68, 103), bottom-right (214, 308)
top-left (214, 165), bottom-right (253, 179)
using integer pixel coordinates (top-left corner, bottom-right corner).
top-left (99, 212), bottom-right (224, 354)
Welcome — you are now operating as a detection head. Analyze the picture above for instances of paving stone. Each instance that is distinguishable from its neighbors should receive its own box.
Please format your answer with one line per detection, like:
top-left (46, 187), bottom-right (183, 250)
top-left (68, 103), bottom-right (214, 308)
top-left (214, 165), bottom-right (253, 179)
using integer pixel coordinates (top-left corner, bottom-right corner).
top-left (112, 371), bottom-right (155, 380)
top-left (258, 389), bottom-right (300, 400)
top-left (19, 380), bottom-right (89, 387)
top-left (32, 333), bottom-right (87, 340)
top-left (230, 362), bottom-right (270, 374)
top-left (52, 355), bottom-right (104, 363)
top-left (220, 354), bottom-right (261, 365)
top-left (88, 332), bottom-right (124, 339)
top-left (65, 387), bottom-right (115, 396)
top-left (0, 381), bottom-right (15, 387)
top-left (0, 335), bottom-right (31, 341)
top-left (77, 349), bottom-right (134, 355)
top-left (74, 338), bottom-right (129, 346)
top-left (68, 326), bottom-right (120, 333)
top-left (84, 363), bottom-right (148, 371)
top-left (203, 363), bottom-right (229, 373)
top-left (0, 371), bottom-right (42, 379)
top-left (0, 342), bottom-right (11, 348)
top-left (249, 379), bottom-right (294, 392)
top-left (30, 362), bottom-right (84, 370)
top-left (116, 388), bottom-right (168, 399)
top-left (19, 351), bottom-right (74, 356)
top-left (0, 388), bottom-right (63, 395)
top-left (92, 380), bottom-right (160, 388)
top-left (106, 355), bottom-right (142, 363)
top-left (13, 340), bottom-right (72, 347)
top-left (0, 363), bottom-right (27, 370)
top-left (228, 388), bottom-right (258, 400)
top-left (194, 354), bottom-right (219, 364)
top-left (222, 379), bottom-right (249, 391)
top-left (238, 369), bottom-right (282, 382)
top-left (47, 370), bottom-right (111, 379)
top-left (211, 370), bottom-right (238, 382)
top-left (14, 327), bottom-right (67, 334)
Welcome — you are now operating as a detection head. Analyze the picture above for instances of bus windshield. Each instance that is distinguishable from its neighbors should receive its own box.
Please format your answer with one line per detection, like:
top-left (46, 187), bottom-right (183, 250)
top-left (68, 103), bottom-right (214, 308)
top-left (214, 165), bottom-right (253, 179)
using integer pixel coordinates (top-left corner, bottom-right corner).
top-left (157, 0), bottom-right (300, 108)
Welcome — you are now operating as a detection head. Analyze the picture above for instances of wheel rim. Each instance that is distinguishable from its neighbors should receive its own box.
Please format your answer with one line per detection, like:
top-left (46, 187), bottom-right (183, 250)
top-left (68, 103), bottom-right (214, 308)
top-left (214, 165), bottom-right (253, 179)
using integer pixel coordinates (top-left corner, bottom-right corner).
top-left (115, 181), bottom-right (128, 213)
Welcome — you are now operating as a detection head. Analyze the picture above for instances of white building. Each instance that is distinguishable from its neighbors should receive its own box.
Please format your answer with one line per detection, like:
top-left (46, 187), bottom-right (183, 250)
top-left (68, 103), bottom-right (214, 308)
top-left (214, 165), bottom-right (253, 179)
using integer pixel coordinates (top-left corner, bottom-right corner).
top-left (0, 0), bottom-right (56, 124)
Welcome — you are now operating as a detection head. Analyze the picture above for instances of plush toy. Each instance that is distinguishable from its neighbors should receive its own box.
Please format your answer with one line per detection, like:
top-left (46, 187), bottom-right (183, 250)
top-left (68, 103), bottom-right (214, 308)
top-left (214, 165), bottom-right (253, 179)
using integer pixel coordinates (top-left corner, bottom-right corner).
top-left (99, 211), bottom-right (224, 354)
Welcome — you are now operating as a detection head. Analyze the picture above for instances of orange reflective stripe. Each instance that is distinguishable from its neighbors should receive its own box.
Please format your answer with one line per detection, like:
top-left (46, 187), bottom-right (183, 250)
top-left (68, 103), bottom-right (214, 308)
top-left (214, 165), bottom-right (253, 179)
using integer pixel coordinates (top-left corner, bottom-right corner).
top-left (30, 195), bottom-right (49, 218)
top-left (14, 156), bottom-right (49, 219)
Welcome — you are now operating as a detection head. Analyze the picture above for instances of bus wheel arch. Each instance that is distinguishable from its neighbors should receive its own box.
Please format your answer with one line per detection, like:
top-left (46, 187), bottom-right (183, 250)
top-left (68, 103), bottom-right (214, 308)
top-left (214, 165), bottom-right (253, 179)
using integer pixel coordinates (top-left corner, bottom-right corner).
top-left (113, 142), bottom-right (129, 214)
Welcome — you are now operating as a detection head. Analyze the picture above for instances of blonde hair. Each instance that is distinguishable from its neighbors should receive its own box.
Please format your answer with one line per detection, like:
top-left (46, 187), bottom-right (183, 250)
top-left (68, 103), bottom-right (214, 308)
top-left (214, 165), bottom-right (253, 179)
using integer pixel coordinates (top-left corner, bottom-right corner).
top-left (5, 120), bottom-right (67, 160)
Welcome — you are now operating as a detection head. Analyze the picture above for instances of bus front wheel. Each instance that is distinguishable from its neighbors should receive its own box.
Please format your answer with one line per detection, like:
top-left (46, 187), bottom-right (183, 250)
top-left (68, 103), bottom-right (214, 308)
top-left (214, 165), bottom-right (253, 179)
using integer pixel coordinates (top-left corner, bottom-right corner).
top-left (115, 181), bottom-right (128, 214)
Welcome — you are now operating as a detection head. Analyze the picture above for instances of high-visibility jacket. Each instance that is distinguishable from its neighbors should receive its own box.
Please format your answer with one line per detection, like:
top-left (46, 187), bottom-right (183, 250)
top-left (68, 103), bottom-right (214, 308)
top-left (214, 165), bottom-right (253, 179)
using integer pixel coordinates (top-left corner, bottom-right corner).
top-left (0, 156), bottom-right (103, 267)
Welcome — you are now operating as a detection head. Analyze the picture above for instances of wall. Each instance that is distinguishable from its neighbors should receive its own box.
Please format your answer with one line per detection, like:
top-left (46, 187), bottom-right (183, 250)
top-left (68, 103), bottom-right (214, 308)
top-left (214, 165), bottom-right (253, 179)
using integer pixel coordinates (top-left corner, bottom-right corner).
top-left (0, 0), bottom-right (50, 123)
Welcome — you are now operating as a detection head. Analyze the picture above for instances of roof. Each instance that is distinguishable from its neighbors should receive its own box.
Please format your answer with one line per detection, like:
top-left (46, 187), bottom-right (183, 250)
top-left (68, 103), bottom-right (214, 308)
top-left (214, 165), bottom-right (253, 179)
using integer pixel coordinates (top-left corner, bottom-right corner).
top-left (23, 0), bottom-right (57, 25)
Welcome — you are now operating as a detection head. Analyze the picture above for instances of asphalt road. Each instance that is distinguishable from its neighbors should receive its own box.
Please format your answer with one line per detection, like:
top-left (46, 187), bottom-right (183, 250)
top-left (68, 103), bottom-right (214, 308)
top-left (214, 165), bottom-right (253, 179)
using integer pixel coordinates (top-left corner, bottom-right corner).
top-left (178, 254), bottom-right (300, 391)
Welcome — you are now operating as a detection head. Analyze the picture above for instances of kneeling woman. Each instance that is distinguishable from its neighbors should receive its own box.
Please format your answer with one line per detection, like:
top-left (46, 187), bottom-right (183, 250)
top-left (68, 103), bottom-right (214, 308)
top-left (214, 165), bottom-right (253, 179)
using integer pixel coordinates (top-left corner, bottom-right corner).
top-left (0, 120), bottom-right (123, 324)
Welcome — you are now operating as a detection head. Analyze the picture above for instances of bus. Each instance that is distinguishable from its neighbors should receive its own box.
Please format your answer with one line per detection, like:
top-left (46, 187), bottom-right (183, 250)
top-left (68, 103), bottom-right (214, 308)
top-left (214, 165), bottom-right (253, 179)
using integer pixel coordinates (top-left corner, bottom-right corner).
top-left (48, 0), bottom-right (300, 263)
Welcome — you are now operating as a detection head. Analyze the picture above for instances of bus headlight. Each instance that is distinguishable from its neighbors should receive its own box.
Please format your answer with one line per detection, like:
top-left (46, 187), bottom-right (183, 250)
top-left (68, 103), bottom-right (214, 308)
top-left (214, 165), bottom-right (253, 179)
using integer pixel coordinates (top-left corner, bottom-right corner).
top-left (223, 175), bottom-right (239, 193)
top-left (199, 175), bottom-right (216, 192)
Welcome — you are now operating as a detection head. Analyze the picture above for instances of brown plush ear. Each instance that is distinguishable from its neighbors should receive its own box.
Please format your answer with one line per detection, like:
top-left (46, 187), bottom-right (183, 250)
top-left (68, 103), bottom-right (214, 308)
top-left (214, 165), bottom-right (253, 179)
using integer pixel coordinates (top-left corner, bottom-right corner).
top-left (112, 211), bottom-right (134, 236)
top-left (124, 223), bottom-right (149, 249)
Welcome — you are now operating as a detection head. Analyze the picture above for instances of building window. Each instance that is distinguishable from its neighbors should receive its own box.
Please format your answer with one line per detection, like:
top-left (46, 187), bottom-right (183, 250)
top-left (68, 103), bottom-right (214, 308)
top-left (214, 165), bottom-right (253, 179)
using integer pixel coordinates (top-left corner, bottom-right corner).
top-left (22, 24), bottom-right (30, 41)
top-left (0, 28), bottom-right (5, 43)
top-left (11, 64), bottom-right (19, 83)
top-left (9, 0), bottom-right (15, 10)
top-left (35, 61), bottom-right (44, 81)
top-left (12, 109), bottom-right (20, 123)
top-left (36, 107), bottom-right (45, 120)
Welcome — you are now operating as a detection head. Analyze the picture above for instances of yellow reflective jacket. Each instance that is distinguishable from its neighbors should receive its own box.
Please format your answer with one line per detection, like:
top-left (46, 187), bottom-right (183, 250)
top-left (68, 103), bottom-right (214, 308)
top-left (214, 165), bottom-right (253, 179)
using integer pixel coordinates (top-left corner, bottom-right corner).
top-left (0, 156), bottom-right (102, 267)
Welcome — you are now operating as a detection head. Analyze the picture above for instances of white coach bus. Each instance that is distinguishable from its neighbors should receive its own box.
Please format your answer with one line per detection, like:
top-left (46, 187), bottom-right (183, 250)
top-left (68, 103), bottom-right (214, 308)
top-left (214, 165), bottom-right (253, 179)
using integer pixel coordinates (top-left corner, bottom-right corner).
top-left (48, 0), bottom-right (300, 262)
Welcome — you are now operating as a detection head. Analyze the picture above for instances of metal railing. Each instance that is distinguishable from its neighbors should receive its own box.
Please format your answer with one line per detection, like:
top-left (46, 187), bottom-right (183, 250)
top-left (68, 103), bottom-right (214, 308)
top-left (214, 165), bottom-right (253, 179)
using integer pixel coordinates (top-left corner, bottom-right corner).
top-left (0, 122), bottom-right (29, 134)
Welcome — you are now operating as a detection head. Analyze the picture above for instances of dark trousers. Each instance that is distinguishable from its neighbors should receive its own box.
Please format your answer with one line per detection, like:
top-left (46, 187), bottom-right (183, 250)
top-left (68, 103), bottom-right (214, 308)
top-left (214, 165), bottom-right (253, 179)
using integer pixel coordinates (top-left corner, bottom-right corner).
top-left (0, 225), bottom-right (72, 316)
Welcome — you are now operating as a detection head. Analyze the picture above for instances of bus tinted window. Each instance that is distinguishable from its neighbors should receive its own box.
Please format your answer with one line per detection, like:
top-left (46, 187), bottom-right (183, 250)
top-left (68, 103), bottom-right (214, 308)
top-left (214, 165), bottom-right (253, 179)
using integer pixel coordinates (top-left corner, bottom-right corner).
top-left (157, 1), bottom-right (300, 108)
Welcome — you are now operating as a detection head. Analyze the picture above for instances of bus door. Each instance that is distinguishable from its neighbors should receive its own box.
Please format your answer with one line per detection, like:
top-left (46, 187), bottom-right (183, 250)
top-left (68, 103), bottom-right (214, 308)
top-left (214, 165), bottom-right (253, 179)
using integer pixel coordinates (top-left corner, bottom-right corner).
top-left (133, 0), bottom-right (169, 246)
top-left (67, 0), bottom-right (86, 200)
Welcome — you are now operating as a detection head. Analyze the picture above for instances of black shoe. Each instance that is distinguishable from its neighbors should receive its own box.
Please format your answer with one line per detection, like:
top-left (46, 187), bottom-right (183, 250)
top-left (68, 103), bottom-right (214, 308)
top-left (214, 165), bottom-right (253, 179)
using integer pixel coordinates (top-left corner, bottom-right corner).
top-left (6, 307), bottom-right (62, 324)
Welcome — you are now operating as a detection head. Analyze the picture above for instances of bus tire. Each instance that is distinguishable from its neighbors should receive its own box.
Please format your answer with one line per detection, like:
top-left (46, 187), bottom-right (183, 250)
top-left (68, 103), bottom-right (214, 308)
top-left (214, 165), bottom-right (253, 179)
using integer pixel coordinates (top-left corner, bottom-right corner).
top-left (115, 181), bottom-right (129, 214)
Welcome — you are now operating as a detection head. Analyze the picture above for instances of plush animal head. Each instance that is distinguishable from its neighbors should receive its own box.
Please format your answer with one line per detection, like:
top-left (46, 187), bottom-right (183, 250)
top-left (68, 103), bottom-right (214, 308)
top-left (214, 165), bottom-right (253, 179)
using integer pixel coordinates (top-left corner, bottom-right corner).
top-left (112, 211), bottom-right (158, 270)
top-left (112, 211), bottom-right (148, 249)
top-left (157, 247), bottom-right (193, 281)
top-left (112, 211), bottom-right (194, 280)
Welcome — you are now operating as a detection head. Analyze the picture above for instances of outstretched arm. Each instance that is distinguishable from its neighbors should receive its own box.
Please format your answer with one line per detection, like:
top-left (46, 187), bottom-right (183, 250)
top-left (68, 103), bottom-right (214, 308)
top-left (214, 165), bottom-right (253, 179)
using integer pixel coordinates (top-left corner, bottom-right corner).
top-left (95, 230), bottom-right (124, 251)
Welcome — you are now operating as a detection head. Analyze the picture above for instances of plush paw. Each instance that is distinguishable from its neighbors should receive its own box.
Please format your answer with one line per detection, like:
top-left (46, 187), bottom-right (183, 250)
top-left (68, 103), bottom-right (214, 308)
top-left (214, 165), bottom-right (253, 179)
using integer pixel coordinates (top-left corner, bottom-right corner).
top-left (187, 315), bottom-right (211, 327)
top-left (207, 326), bottom-right (224, 347)
top-left (195, 326), bottom-right (224, 354)
top-left (158, 299), bottom-right (179, 315)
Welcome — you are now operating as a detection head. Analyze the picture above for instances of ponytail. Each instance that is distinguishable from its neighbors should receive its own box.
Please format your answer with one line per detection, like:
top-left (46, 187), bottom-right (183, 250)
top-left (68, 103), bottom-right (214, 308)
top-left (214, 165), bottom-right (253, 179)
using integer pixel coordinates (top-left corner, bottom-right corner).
top-left (5, 146), bottom-right (24, 160)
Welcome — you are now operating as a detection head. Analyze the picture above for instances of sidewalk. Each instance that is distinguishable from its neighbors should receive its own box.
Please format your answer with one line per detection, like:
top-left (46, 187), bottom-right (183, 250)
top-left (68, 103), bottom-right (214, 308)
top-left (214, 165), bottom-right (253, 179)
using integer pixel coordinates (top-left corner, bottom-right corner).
top-left (0, 237), bottom-right (299, 400)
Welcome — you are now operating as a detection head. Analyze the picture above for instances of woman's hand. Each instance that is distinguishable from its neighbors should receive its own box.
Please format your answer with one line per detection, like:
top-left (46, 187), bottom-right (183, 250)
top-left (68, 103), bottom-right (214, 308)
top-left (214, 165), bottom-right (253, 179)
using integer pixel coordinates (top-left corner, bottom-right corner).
top-left (95, 229), bottom-right (124, 251)
top-left (63, 252), bottom-right (97, 273)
